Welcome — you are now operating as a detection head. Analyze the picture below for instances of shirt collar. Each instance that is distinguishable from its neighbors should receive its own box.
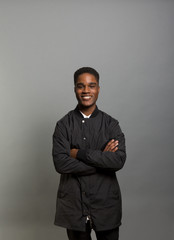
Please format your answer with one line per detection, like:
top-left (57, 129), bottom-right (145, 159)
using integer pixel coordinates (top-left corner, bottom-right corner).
top-left (74, 105), bottom-right (99, 118)
top-left (80, 111), bottom-right (91, 118)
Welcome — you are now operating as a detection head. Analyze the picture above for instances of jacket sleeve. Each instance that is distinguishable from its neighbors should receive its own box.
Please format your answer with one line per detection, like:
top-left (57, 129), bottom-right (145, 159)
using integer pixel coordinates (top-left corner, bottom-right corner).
top-left (76, 120), bottom-right (126, 172)
top-left (52, 122), bottom-right (96, 176)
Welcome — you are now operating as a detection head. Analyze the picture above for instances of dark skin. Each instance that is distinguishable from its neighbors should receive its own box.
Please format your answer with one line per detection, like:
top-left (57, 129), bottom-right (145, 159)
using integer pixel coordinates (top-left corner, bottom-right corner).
top-left (71, 73), bottom-right (119, 159)
top-left (74, 73), bottom-right (100, 116)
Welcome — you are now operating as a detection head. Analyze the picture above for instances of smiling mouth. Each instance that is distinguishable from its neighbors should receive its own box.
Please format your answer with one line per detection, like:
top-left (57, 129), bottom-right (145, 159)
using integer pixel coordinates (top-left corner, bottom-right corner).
top-left (81, 96), bottom-right (92, 100)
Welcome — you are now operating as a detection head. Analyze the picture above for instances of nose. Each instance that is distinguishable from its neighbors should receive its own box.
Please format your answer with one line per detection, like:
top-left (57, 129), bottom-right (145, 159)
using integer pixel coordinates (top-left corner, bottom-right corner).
top-left (83, 86), bottom-right (90, 93)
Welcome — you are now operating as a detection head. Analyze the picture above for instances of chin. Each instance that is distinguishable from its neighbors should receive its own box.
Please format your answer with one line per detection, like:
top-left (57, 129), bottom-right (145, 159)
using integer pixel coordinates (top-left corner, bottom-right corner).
top-left (80, 102), bottom-right (95, 108)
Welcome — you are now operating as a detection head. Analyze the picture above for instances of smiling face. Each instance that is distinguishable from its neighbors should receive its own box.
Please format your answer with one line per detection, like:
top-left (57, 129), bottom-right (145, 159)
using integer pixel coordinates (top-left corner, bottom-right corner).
top-left (74, 73), bottom-right (100, 114)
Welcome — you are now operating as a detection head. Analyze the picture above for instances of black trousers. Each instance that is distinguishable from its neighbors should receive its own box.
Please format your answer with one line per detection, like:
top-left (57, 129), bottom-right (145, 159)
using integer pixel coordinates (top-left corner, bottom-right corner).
top-left (67, 222), bottom-right (119, 240)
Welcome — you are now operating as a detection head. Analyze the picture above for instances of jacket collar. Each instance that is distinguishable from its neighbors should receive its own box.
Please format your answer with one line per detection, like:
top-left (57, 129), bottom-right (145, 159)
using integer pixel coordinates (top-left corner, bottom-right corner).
top-left (74, 105), bottom-right (99, 118)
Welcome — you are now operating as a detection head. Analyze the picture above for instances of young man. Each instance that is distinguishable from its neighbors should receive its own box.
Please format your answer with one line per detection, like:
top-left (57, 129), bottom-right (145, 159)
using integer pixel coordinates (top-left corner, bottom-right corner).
top-left (52, 67), bottom-right (126, 240)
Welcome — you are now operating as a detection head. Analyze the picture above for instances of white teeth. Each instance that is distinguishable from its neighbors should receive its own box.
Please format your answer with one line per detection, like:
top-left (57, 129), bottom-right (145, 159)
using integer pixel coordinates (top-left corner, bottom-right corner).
top-left (82, 96), bottom-right (91, 99)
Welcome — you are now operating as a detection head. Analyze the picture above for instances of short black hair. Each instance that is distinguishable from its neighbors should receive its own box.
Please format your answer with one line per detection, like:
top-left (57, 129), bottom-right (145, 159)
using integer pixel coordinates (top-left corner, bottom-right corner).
top-left (74, 67), bottom-right (99, 85)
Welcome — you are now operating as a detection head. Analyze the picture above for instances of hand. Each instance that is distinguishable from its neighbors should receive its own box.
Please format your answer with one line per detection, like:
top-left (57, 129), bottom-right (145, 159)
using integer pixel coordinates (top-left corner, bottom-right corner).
top-left (103, 139), bottom-right (119, 152)
top-left (70, 148), bottom-right (79, 159)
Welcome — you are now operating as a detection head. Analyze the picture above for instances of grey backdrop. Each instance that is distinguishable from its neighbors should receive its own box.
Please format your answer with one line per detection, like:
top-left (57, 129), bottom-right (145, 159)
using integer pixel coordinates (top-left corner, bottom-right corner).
top-left (0, 0), bottom-right (173, 239)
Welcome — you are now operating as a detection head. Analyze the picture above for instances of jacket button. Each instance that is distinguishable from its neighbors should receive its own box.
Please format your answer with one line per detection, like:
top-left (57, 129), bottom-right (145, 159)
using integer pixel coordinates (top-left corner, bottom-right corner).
top-left (82, 120), bottom-right (85, 123)
top-left (83, 137), bottom-right (86, 140)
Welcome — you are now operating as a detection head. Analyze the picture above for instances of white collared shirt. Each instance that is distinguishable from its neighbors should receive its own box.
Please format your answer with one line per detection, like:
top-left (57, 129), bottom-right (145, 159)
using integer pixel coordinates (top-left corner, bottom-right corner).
top-left (80, 111), bottom-right (91, 118)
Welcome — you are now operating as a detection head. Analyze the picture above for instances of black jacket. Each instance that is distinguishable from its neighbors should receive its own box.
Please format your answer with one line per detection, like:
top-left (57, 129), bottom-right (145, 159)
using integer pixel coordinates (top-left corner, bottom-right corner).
top-left (52, 106), bottom-right (126, 231)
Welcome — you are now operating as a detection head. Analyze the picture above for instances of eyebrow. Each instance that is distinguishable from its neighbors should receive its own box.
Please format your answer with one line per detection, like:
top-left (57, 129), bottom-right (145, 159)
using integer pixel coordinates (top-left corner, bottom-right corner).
top-left (89, 82), bottom-right (97, 85)
top-left (76, 82), bottom-right (97, 86)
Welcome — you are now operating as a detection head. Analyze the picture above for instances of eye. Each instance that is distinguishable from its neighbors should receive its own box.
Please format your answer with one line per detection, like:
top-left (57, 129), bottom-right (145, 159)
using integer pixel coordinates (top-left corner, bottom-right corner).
top-left (89, 85), bottom-right (96, 88)
top-left (76, 84), bottom-right (84, 89)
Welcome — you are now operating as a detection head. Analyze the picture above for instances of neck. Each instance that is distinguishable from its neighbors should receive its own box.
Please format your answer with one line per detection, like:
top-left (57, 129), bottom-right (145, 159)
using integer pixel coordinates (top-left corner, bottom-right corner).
top-left (78, 104), bottom-right (96, 116)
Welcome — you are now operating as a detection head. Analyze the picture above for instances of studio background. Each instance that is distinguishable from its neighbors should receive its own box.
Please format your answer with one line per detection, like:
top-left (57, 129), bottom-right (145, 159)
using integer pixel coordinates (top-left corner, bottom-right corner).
top-left (0, 0), bottom-right (173, 239)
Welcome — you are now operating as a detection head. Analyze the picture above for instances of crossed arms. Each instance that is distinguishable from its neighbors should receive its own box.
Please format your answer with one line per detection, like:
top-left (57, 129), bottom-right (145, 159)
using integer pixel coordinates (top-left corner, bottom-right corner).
top-left (52, 121), bottom-right (126, 176)
top-left (70, 139), bottom-right (119, 158)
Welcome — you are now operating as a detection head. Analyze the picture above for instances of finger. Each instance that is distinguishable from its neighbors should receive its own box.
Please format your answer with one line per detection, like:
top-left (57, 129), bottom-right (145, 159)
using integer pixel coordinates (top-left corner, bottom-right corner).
top-left (109, 144), bottom-right (116, 151)
top-left (104, 140), bottom-right (118, 152)
top-left (110, 140), bottom-right (118, 145)
top-left (111, 146), bottom-right (118, 152)
top-left (107, 139), bottom-right (115, 146)
top-left (109, 141), bottom-right (119, 150)
top-left (103, 146), bottom-right (108, 152)
top-left (104, 145), bottom-right (110, 152)
top-left (104, 140), bottom-right (114, 151)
